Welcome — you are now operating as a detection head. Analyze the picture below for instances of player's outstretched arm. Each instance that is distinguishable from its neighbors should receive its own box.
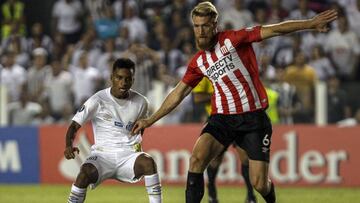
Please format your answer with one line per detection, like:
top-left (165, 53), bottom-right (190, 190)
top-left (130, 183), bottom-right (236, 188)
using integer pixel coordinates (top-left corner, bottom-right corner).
top-left (260, 9), bottom-right (338, 40)
top-left (64, 121), bottom-right (81, 159)
top-left (131, 81), bottom-right (193, 135)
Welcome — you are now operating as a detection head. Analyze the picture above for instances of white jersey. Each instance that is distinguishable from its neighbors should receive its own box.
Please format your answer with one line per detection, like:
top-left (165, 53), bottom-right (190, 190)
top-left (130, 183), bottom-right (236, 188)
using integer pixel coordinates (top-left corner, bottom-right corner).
top-left (72, 88), bottom-right (148, 151)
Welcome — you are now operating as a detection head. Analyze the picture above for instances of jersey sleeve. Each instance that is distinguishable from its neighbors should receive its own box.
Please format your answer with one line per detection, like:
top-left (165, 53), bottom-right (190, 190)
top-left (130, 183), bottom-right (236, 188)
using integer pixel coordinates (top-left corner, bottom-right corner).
top-left (226, 25), bottom-right (262, 45)
top-left (181, 57), bottom-right (204, 88)
top-left (138, 97), bottom-right (149, 119)
top-left (72, 95), bottom-right (100, 126)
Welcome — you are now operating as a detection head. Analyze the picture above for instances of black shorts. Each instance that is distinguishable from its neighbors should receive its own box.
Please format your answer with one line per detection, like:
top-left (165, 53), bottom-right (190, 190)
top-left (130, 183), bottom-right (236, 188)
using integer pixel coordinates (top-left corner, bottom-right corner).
top-left (201, 110), bottom-right (272, 162)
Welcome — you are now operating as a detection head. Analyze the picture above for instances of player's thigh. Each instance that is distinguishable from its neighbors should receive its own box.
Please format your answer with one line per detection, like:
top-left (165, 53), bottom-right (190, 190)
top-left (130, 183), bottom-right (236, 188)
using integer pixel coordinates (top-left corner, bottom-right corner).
top-left (82, 152), bottom-right (116, 188)
top-left (235, 120), bottom-right (272, 162)
top-left (190, 133), bottom-right (226, 171)
top-left (114, 151), bottom-right (147, 183)
top-left (234, 145), bottom-right (249, 165)
top-left (133, 153), bottom-right (157, 177)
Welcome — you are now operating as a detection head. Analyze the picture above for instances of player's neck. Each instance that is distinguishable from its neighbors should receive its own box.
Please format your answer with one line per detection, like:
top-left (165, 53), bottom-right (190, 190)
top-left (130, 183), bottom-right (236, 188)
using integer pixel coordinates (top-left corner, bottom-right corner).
top-left (200, 35), bottom-right (217, 51)
top-left (110, 87), bottom-right (130, 99)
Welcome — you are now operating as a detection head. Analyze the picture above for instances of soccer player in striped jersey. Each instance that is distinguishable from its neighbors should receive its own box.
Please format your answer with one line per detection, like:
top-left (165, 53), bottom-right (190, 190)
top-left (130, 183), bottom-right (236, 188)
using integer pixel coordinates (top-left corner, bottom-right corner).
top-left (64, 58), bottom-right (162, 203)
top-left (132, 2), bottom-right (337, 203)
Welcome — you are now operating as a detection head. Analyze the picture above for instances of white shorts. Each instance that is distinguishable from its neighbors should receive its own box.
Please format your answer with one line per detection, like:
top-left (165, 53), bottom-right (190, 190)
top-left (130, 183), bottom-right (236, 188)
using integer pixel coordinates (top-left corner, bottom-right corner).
top-left (82, 147), bottom-right (146, 189)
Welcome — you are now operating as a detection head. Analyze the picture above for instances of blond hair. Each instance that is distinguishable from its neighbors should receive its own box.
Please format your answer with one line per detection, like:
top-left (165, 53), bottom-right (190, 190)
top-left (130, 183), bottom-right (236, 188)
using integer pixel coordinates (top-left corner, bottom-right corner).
top-left (191, 1), bottom-right (218, 22)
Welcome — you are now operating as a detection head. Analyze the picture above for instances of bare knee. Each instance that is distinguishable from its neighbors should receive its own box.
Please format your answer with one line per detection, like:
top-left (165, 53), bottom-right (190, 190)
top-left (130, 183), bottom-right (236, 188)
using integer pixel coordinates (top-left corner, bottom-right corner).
top-left (134, 154), bottom-right (157, 178)
top-left (189, 154), bottom-right (207, 172)
top-left (75, 163), bottom-right (98, 188)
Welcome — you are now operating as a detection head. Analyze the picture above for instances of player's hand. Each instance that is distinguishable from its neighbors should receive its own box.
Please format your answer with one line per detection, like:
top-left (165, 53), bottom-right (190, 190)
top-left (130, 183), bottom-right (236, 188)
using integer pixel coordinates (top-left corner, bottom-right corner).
top-left (64, 146), bottom-right (80, 159)
top-left (131, 119), bottom-right (151, 136)
top-left (310, 9), bottom-right (338, 32)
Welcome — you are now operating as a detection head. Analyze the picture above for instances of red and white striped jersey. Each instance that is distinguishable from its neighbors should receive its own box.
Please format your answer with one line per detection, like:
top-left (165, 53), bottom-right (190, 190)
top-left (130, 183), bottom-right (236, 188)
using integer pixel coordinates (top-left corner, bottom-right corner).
top-left (182, 26), bottom-right (268, 115)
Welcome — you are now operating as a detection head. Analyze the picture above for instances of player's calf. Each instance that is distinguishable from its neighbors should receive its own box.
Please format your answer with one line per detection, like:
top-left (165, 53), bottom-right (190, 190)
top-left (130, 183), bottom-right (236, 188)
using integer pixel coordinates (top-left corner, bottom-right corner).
top-left (75, 163), bottom-right (99, 188)
top-left (68, 163), bottom-right (98, 203)
top-left (261, 181), bottom-right (276, 203)
top-left (135, 154), bottom-right (162, 203)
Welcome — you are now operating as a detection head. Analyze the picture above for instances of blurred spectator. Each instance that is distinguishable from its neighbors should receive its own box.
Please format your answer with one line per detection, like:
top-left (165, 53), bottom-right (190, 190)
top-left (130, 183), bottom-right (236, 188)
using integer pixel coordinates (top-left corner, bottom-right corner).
top-left (94, 7), bottom-right (119, 40)
top-left (27, 48), bottom-right (51, 102)
top-left (162, 0), bottom-right (191, 21)
top-left (253, 6), bottom-right (268, 25)
top-left (271, 68), bottom-right (301, 124)
top-left (284, 51), bottom-right (317, 123)
top-left (1, 34), bottom-right (29, 68)
top-left (112, 0), bottom-right (136, 21)
top-left (273, 34), bottom-right (301, 68)
top-left (1, 0), bottom-right (26, 39)
top-left (52, 0), bottom-right (84, 45)
top-left (258, 54), bottom-right (276, 81)
top-left (267, 0), bottom-right (289, 23)
top-left (299, 32), bottom-right (327, 58)
top-left (8, 89), bottom-right (42, 126)
top-left (219, 0), bottom-right (254, 29)
top-left (215, 0), bottom-right (235, 14)
top-left (288, 0), bottom-right (316, 20)
top-left (115, 26), bottom-right (131, 51)
top-left (147, 19), bottom-right (168, 51)
top-left (167, 11), bottom-right (188, 42)
top-left (70, 28), bottom-right (102, 68)
top-left (157, 37), bottom-right (184, 76)
top-left (325, 15), bottom-right (360, 80)
top-left (44, 59), bottom-right (73, 121)
top-left (171, 26), bottom-right (194, 50)
top-left (123, 43), bottom-right (159, 97)
top-left (346, 0), bottom-right (360, 39)
top-left (121, 2), bottom-right (148, 43)
top-left (0, 51), bottom-right (26, 102)
top-left (32, 101), bottom-right (55, 125)
top-left (308, 45), bottom-right (336, 81)
top-left (27, 23), bottom-right (53, 55)
top-left (51, 32), bottom-right (67, 61)
top-left (70, 51), bottom-right (102, 107)
top-left (327, 76), bottom-right (351, 123)
top-left (84, 0), bottom-right (111, 22)
top-left (96, 38), bottom-right (121, 80)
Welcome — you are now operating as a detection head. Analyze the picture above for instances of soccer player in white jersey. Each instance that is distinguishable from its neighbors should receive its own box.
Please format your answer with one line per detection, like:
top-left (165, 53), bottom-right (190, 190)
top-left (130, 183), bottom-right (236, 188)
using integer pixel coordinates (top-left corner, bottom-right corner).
top-left (132, 2), bottom-right (337, 203)
top-left (64, 58), bottom-right (162, 203)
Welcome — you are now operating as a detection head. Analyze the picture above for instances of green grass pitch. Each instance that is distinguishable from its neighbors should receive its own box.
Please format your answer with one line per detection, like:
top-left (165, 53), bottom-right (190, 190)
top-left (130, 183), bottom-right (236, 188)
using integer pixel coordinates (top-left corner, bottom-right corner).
top-left (0, 184), bottom-right (359, 203)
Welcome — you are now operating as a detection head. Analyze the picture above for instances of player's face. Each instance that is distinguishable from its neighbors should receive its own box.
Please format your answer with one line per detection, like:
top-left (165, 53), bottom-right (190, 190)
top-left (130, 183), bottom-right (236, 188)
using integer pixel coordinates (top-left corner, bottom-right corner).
top-left (111, 68), bottom-right (134, 99)
top-left (192, 15), bottom-right (217, 50)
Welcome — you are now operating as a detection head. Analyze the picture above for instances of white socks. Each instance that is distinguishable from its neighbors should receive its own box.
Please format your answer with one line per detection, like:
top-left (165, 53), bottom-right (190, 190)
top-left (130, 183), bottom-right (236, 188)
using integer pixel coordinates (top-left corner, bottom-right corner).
top-left (68, 184), bottom-right (87, 203)
top-left (67, 175), bottom-right (161, 203)
top-left (145, 174), bottom-right (162, 203)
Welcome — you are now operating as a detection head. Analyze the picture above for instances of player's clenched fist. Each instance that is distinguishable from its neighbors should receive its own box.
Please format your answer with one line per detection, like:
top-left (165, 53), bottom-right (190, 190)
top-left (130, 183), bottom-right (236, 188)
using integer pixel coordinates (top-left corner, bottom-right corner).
top-left (64, 146), bottom-right (80, 159)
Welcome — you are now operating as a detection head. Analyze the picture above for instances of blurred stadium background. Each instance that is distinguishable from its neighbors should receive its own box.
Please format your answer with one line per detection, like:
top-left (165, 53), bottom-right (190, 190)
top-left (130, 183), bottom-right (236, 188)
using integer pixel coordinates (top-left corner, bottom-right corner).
top-left (1, 0), bottom-right (360, 202)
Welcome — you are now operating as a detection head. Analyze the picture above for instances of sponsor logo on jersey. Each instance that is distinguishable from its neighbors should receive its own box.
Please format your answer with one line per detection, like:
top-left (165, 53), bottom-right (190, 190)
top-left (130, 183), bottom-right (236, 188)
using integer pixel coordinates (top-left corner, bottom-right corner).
top-left (205, 54), bottom-right (235, 81)
top-left (103, 114), bottom-right (112, 121)
top-left (126, 122), bottom-right (134, 131)
top-left (114, 121), bottom-right (124, 128)
top-left (78, 105), bottom-right (85, 112)
top-left (220, 45), bottom-right (229, 55)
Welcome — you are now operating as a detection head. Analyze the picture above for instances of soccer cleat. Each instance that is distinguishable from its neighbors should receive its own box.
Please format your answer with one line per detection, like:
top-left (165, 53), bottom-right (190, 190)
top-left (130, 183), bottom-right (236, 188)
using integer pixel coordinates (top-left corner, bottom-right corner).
top-left (245, 195), bottom-right (257, 203)
top-left (209, 197), bottom-right (219, 203)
